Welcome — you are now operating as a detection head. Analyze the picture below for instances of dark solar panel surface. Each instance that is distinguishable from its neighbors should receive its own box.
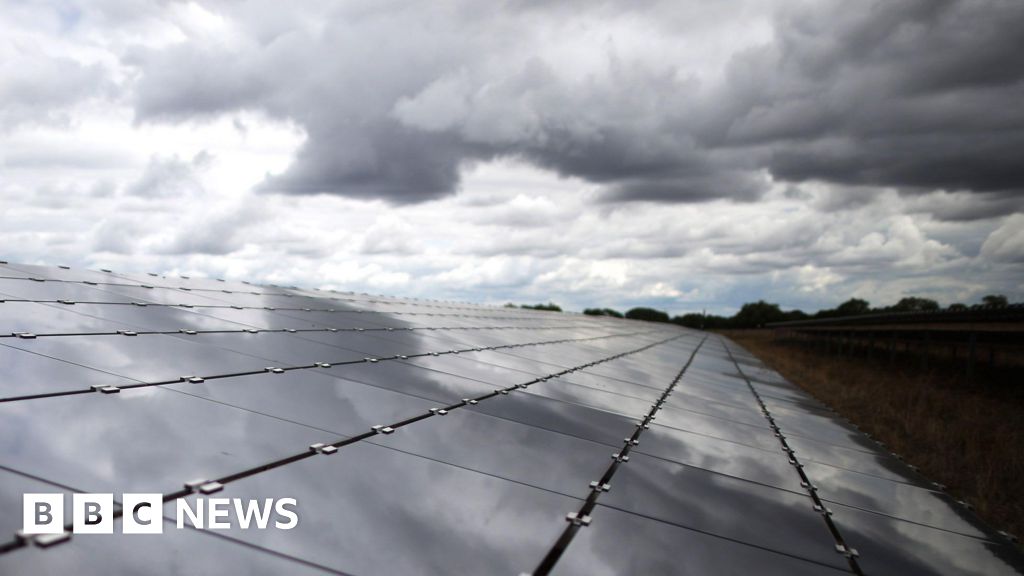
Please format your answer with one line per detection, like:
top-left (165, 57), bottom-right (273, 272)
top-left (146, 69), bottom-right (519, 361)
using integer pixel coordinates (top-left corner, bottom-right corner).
top-left (0, 262), bottom-right (1022, 575)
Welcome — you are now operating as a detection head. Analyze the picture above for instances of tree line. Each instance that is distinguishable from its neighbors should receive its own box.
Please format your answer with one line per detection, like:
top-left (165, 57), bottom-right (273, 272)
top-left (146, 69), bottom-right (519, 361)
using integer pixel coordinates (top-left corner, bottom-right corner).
top-left (505, 302), bottom-right (563, 311)
top-left (578, 294), bottom-right (1013, 329)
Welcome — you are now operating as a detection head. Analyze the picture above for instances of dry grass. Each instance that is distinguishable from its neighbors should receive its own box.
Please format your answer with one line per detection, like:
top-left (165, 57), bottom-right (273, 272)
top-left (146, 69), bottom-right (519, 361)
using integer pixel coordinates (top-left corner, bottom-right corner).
top-left (721, 329), bottom-right (1024, 542)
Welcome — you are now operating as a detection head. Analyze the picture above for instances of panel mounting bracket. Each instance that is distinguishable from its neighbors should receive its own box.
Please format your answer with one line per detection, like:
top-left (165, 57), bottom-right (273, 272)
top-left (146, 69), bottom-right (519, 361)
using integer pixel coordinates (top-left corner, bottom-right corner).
top-left (565, 512), bottom-right (592, 526)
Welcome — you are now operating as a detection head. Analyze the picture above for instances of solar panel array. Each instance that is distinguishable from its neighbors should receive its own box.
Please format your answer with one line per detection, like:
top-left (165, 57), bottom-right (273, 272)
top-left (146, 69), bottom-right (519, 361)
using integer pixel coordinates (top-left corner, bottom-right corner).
top-left (0, 261), bottom-right (1021, 575)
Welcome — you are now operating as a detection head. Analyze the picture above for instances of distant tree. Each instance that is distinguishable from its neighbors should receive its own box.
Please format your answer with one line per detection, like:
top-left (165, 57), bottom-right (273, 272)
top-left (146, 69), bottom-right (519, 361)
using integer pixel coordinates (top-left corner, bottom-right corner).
top-left (583, 307), bottom-right (624, 318)
top-left (813, 308), bottom-right (840, 319)
top-left (503, 303), bottom-right (518, 308)
top-left (672, 313), bottom-right (733, 329)
top-left (731, 300), bottom-right (787, 328)
top-left (981, 294), bottom-right (1009, 307)
top-left (671, 313), bottom-right (704, 327)
top-left (520, 303), bottom-right (562, 312)
top-left (580, 293), bottom-right (978, 330)
top-left (890, 297), bottom-right (940, 312)
top-left (702, 315), bottom-right (732, 329)
top-left (625, 307), bottom-right (671, 323)
top-left (671, 313), bottom-right (705, 329)
top-left (782, 309), bottom-right (810, 322)
top-left (948, 303), bottom-right (968, 311)
top-left (835, 298), bottom-right (871, 316)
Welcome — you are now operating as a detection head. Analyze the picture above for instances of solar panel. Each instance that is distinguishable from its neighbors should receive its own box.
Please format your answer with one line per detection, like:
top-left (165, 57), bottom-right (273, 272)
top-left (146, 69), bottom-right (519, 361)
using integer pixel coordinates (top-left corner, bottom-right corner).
top-left (1, 262), bottom-right (1022, 575)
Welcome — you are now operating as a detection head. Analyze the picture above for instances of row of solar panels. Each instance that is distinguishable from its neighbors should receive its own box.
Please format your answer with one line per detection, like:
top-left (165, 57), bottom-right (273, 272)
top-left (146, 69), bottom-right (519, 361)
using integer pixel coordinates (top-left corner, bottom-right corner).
top-left (0, 262), bottom-right (1022, 575)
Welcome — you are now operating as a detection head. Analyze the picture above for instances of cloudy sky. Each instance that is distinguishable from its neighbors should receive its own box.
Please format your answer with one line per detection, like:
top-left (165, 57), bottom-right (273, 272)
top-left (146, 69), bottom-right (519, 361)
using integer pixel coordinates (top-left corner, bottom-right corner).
top-left (2, 0), bottom-right (1022, 315)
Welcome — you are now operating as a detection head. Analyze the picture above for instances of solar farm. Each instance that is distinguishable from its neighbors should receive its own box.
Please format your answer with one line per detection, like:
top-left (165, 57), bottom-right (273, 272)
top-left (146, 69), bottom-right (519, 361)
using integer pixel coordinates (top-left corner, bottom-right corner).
top-left (1, 262), bottom-right (1022, 575)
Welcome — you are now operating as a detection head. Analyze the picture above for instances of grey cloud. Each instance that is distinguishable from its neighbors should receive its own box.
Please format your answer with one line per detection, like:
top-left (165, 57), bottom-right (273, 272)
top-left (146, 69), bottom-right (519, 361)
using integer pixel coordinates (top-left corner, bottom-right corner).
top-left (805, 185), bottom-right (885, 213)
top-left (156, 203), bottom-right (264, 255)
top-left (257, 123), bottom-right (470, 201)
top-left (769, 133), bottom-right (1024, 195)
top-left (599, 171), bottom-right (764, 203)
top-left (125, 151), bottom-right (212, 198)
top-left (711, 0), bottom-right (1024, 203)
top-left (92, 218), bottom-right (143, 254)
top-left (157, 228), bottom-right (240, 256)
top-left (128, 44), bottom-right (280, 122)
top-left (0, 52), bottom-right (111, 129)
top-left (905, 191), bottom-right (1024, 222)
top-left (579, 240), bottom-right (690, 260)
top-left (980, 215), bottom-right (1024, 263)
top-left (115, 0), bottom-right (1024, 209)
top-left (125, 1), bottom-right (763, 204)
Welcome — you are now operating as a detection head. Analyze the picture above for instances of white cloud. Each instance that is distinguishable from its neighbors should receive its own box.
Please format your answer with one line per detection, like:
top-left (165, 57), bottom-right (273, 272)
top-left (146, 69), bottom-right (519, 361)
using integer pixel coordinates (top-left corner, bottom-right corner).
top-left (791, 265), bottom-right (843, 294)
top-left (981, 214), bottom-right (1024, 263)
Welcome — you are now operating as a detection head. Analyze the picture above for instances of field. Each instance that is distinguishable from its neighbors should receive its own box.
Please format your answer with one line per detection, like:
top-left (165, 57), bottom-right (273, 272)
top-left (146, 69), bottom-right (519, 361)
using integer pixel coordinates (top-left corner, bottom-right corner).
top-left (721, 329), bottom-right (1024, 543)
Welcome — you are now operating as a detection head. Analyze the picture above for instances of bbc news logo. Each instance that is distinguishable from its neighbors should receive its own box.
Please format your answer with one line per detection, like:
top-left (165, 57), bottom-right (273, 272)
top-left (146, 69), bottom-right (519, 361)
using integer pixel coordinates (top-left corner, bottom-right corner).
top-left (23, 494), bottom-right (298, 535)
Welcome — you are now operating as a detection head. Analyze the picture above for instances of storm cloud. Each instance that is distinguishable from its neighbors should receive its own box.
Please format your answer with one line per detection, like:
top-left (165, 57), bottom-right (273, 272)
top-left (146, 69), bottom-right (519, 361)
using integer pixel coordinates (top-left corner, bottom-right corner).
top-left (116, 0), bottom-right (1024, 209)
top-left (716, 0), bottom-right (1024, 200)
